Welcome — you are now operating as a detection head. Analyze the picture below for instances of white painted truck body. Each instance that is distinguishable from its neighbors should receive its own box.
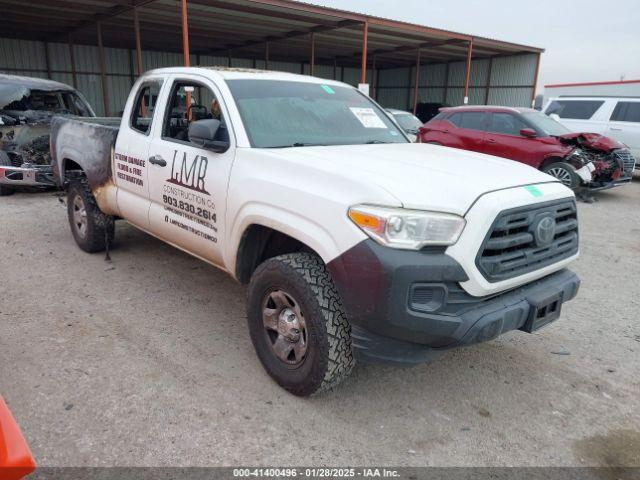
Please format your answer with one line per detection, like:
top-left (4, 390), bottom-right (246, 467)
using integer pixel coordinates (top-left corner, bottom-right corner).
top-left (51, 67), bottom-right (581, 393)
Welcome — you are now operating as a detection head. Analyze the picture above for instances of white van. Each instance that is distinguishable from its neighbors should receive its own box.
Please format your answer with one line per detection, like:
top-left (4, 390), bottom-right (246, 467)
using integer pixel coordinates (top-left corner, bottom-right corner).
top-left (543, 97), bottom-right (640, 168)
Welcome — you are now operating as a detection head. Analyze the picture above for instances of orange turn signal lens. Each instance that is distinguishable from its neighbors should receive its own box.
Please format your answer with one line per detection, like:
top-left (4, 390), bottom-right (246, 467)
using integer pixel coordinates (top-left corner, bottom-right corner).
top-left (348, 210), bottom-right (383, 233)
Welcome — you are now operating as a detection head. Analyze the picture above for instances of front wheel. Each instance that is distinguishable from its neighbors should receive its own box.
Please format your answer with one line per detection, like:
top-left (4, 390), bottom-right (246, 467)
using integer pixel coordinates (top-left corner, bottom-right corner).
top-left (543, 162), bottom-right (581, 189)
top-left (247, 253), bottom-right (355, 396)
top-left (67, 177), bottom-right (115, 253)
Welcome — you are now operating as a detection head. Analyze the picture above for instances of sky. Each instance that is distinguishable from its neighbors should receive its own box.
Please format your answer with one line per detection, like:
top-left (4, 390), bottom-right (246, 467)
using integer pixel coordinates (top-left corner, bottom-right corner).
top-left (299, 0), bottom-right (640, 92)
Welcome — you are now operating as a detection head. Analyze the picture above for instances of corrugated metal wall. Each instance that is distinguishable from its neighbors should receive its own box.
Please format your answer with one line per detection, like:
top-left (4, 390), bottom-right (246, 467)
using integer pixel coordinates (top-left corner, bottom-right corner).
top-left (375, 53), bottom-right (538, 112)
top-left (0, 37), bottom-right (537, 115)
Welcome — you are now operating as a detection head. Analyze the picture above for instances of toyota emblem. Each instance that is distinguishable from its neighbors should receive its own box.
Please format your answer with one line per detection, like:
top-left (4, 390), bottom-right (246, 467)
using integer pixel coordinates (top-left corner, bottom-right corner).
top-left (534, 216), bottom-right (556, 247)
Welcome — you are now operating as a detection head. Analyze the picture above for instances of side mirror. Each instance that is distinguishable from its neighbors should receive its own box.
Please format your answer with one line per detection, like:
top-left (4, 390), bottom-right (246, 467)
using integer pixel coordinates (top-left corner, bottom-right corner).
top-left (188, 119), bottom-right (229, 153)
top-left (549, 113), bottom-right (561, 122)
top-left (520, 128), bottom-right (537, 138)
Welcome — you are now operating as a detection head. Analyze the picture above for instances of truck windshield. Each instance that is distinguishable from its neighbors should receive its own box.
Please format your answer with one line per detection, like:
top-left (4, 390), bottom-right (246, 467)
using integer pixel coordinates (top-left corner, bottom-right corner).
top-left (521, 111), bottom-right (571, 137)
top-left (2, 89), bottom-right (93, 117)
top-left (226, 80), bottom-right (408, 148)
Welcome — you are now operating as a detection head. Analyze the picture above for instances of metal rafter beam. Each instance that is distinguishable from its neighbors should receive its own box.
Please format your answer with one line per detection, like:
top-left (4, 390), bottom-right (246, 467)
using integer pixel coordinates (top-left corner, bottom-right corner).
top-left (48, 0), bottom-right (160, 40)
top-left (333, 38), bottom-right (465, 62)
top-left (206, 19), bottom-right (360, 55)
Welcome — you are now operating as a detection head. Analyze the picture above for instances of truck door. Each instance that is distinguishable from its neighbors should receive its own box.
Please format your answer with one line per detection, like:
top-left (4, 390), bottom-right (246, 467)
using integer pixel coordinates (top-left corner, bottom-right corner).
top-left (146, 76), bottom-right (235, 267)
top-left (113, 78), bottom-right (164, 228)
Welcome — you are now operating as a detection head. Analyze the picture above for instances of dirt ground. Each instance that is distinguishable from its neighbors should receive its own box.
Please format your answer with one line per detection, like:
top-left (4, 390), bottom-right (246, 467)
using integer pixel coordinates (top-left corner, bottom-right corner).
top-left (1, 177), bottom-right (639, 467)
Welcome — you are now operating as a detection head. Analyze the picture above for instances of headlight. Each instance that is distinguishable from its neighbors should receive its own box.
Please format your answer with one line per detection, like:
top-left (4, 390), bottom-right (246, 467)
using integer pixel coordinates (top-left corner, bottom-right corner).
top-left (348, 205), bottom-right (466, 250)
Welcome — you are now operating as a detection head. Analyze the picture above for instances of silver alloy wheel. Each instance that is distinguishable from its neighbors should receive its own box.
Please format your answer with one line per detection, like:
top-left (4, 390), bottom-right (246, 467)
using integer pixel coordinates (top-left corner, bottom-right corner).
top-left (72, 194), bottom-right (88, 239)
top-left (262, 289), bottom-right (308, 366)
top-left (547, 166), bottom-right (573, 186)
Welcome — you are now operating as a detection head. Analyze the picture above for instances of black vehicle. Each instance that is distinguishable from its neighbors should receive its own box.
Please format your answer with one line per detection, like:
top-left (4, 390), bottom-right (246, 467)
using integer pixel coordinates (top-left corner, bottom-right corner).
top-left (415, 102), bottom-right (449, 123)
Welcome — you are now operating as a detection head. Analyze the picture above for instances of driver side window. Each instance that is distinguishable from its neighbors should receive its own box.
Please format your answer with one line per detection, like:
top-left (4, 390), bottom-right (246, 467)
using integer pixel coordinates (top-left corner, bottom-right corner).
top-left (162, 80), bottom-right (228, 145)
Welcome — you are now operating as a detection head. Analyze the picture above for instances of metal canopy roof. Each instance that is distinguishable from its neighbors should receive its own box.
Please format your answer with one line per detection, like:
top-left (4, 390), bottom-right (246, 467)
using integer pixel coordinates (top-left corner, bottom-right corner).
top-left (0, 0), bottom-right (543, 69)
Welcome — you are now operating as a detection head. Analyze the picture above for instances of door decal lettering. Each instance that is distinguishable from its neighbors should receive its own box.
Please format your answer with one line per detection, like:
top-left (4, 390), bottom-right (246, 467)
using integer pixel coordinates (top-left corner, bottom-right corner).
top-left (168, 150), bottom-right (209, 195)
top-left (115, 152), bottom-right (145, 187)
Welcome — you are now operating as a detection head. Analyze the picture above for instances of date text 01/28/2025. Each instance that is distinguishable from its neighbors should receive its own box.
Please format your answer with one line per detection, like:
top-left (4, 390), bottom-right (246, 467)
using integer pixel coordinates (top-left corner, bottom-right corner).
top-left (232, 468), bottom-right (401, 478)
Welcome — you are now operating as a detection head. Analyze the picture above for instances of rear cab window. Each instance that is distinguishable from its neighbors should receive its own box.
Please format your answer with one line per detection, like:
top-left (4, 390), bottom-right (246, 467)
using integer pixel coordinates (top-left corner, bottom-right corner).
top-left (545, 100), bottom-right (604, 120)
top-left (130, 80), bottom-right (163, 135)
top-left (610, 102), bottom-right (640, 123)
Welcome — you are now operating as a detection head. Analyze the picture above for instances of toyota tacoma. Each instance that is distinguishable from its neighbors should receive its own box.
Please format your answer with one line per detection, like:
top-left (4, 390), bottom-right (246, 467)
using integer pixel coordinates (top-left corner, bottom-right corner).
top-left (50, 68), bottom-right (581, 396)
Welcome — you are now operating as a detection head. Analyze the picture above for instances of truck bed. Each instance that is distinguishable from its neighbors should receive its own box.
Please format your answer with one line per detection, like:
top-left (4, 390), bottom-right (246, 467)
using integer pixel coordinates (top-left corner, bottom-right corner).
top-left (50, 116), bottom-right (120, 191)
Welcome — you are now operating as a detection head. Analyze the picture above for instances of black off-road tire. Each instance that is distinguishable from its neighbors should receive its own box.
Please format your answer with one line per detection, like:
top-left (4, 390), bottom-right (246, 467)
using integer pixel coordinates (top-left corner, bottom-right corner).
top-left (247, 253), bottom-right (355, 396)
top-left (543, 162), bottom-right (581, 190)
top-left (0, 151), bottom-right (15, 196)
top-left (67, 176), bottom-right (115, 253)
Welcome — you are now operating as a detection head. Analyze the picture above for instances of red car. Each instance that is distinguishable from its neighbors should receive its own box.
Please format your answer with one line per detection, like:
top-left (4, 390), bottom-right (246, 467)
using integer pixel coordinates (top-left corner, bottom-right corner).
top-left (419, 106), bottom-right (635, 190)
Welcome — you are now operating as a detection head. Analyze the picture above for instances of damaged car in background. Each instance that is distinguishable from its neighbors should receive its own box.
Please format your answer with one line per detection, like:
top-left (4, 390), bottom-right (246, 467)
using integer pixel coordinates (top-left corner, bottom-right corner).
top-left (419, 106), bottom-right (636, 192)
top-left (0, 74), bottom-right (95, 196)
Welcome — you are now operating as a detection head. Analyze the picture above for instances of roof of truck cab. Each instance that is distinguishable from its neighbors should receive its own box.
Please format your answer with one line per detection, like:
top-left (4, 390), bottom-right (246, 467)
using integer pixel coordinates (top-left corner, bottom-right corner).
top-left (145, 66), bottom-right (348, 86)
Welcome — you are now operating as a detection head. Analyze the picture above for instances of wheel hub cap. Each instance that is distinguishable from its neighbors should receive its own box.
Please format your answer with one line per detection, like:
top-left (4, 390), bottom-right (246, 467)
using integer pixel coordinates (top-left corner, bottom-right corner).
top-left (72, 195), bottom-right (88, 238)
top-left (262, 290), bottom-right (307, 365)
top-left (278, 308), bottom-right (301, 342)
top-left (548, 167), bottom-right (572, 186)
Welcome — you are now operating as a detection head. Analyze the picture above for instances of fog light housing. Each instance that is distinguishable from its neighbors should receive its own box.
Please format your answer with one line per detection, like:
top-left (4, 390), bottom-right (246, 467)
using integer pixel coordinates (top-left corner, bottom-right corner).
top-left (408, 284), bottom-right (447, 313)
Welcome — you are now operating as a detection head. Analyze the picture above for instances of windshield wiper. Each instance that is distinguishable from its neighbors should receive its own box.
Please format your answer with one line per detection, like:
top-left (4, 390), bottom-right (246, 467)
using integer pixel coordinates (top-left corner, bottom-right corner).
top-left (265, 142), bottom-right (328, 148)
top-left (365, 140), bottom-right (394, 144)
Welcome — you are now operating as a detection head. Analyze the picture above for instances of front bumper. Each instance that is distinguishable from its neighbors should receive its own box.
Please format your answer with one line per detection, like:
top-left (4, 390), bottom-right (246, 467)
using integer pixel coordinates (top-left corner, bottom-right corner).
top-left (0, 164), bottom-right (55, 188)
top-left (328, 240), bottom-right (580, 365)
top-left (588, 174), bottom-right (634, 191)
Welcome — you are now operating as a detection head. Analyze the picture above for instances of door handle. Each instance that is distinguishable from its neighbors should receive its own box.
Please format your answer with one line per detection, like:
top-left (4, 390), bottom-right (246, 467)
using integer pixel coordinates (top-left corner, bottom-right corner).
top-left (610, 127), bottom-right (623, 131)
top-left (487, 138), bottom-right (496, 143)
top-left (149, 155), bottom-right (167, 167)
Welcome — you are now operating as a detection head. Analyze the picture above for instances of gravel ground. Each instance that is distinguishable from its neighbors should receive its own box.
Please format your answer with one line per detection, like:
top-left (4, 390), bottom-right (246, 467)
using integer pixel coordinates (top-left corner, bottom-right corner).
top-left (1, 177), bottom-right (639, 468)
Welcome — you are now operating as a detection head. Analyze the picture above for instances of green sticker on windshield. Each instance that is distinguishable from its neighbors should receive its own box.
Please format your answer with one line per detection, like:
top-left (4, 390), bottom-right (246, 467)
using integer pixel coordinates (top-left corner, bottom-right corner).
top-left (524, 185), bottom-right (543, 197)
top-left (321, 85), bottom-right (336, 94)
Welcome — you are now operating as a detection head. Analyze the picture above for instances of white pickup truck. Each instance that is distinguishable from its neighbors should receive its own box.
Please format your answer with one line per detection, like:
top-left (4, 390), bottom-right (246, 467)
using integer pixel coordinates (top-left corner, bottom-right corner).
top-left (51, 67), bottom-right (581, 396)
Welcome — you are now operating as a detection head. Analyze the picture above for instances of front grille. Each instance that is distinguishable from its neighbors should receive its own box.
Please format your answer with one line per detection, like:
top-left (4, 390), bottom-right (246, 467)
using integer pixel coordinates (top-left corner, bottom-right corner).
top-left (614, 149), bottom-right (636, 174)
top-left (477, 199), bottom-right (579, 283)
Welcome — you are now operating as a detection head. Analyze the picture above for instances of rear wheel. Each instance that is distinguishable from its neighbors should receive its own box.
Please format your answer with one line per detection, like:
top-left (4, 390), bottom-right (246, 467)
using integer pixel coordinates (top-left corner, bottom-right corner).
top-left (543, 162), bottom-right (581, 189)
top-left (67, 176), bottom-right (114, 253)
top-left (247, 253), bottom-right (354, 396)
top-left (0, 151), bottom-right (15, 196)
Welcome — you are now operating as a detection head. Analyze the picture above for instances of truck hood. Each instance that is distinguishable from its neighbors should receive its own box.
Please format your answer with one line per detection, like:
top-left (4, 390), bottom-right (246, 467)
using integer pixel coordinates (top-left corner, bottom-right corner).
top-left (555, 132), bottom-right (625, 152)
top-left (259, 143), bottom-right (560, 216)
